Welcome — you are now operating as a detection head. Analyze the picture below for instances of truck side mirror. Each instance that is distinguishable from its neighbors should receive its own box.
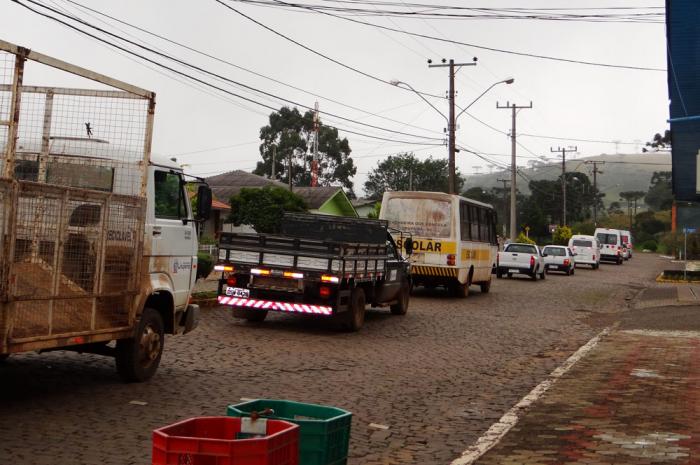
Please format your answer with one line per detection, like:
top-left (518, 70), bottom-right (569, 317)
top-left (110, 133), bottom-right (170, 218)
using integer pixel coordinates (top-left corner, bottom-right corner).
top-left (403, 238), bottom-right (414, 256)
top-left (196, 184), bottom-right (212, 221)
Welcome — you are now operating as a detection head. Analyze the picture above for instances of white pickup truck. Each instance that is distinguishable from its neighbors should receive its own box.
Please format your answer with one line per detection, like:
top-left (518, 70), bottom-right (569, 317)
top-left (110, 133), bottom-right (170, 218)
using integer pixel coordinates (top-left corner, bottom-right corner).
top-left (496, 243), bottom-right (546, 281)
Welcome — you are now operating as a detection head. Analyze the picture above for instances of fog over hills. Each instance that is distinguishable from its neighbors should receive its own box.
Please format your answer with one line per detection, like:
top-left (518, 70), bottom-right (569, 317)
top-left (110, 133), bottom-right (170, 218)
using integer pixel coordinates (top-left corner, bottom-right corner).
top-left (463, 152), bottom-right (671, 206)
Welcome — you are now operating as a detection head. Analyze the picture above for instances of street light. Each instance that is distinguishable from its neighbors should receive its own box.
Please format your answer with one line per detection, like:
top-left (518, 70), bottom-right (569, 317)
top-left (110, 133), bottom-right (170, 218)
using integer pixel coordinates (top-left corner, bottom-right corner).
top-left (391, 78), bottom-right (514, 194)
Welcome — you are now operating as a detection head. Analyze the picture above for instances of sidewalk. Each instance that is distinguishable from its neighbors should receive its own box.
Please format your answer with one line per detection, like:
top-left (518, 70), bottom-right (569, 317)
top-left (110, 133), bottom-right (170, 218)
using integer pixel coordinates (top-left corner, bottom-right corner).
top-left (455, 296), bottom-right (700, 464)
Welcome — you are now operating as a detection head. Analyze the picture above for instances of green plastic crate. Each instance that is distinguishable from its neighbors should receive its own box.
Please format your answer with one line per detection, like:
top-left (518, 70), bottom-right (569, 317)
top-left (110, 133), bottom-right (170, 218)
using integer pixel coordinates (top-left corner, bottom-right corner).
top-left (227, 399), bottom-right (352, 465)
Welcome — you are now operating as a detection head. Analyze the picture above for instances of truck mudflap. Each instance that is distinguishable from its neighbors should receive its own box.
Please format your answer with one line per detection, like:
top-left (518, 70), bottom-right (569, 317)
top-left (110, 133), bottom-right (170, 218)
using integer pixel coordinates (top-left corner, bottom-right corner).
top-left (182, 304), bottom-right (200, 334)
top-left (217, 296), bottom-right (333, 316)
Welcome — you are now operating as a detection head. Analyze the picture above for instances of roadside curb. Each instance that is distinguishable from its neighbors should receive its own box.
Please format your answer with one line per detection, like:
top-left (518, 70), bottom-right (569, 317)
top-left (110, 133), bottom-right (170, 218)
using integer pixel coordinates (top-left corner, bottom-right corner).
top-left (450, 326), bottom-right (614, 465)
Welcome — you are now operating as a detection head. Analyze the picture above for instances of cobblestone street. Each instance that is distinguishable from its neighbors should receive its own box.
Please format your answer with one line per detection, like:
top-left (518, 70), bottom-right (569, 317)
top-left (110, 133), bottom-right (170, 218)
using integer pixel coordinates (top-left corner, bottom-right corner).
top-left (0, 254), bottom-right (671, 464)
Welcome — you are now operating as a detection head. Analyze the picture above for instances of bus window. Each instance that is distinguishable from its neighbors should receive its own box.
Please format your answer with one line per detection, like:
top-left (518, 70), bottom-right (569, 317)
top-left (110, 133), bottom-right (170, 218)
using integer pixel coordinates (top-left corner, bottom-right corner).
top-left (479, 208), bottom-right (490, 242)
top-left (460, 201), bottom-right (470, 241)
top-left (468, 205), bottom-right (478, 240)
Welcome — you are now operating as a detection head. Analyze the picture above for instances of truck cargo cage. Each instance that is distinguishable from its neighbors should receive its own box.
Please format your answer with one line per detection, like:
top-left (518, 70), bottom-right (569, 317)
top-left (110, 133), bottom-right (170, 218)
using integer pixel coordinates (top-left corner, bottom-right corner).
top-left (0, 40), bottom-right (154, 352)
top-left (280, 213), bottom-right (389, 245)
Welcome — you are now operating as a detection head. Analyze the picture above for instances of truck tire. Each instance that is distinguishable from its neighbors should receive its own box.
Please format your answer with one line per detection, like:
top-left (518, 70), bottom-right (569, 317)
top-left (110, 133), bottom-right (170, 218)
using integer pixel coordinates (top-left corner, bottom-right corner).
top-left (540, 269), bottom-right (546, 280)
top-left (342, 288), bottom-right (366, 331)
top-left (496, 269), bottom-right (503, 279)
top-left (390, 280), bottom-right (410, 315)
top-left (531, 271), bottom-right (538, 281)
top-left (115, 307), bottom-right (164, 383)
top-left (233, 308), bottom-right (268, 322)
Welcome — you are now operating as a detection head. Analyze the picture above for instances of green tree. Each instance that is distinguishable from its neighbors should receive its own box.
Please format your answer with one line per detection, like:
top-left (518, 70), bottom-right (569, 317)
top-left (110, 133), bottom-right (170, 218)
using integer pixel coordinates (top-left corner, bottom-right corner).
top-left (228, 186), bottom-right (307, 233)
top-left (462, 186), bottom-right (495, 204)
top-left (367, 202), bottom-right (381, 219)
top-left (644, 171), bottom-right (673, 211)
top-left (527, 172), bottom-right (601, 226)
top-left (608, 201), bottom-right (623, 215)
top-left (620, 190), bottom-right (646, 222)
top-left (254, 106), bottom-right (356, 195)
top-left (363, 153), bottom-right (463, 200)
top-left (643, 129), bottom-right (671, 152)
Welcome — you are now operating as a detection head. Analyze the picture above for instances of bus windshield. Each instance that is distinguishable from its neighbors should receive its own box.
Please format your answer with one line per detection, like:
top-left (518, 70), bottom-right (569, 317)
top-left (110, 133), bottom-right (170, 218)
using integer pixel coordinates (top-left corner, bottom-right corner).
top-left (383, 197), bottom-right (452, 238)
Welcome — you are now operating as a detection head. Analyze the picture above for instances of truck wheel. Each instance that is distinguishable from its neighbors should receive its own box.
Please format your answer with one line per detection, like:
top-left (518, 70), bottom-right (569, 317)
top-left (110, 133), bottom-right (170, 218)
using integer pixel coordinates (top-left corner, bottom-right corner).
top-left (496, 270), bottom-right (503, 279)
top-left (115, 307), bottom-right (164, 383)
top-left (479, 279), bottom-right (491, 293)
top-left (531, 272), bottom-right (538, 281)
top-left (233, 308), bottom-right (268, 322)
top-left (540, 269), bottom-right (546, 280)
top-left (342, 288), bottom-right (366, 331)
top-left (390, 280), bottom-right (410, 315)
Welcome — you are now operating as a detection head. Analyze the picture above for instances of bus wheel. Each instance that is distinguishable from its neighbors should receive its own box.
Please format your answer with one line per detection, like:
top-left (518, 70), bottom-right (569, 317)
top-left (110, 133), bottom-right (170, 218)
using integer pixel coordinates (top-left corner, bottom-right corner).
top-left (452, 280), bottom-right (469, 298)
top-left (342, 288), bottom-right (366, 331)
top-left (390, 280), bottom-right (410, 315)
top-left (479, 280), bottom-right (491, 293)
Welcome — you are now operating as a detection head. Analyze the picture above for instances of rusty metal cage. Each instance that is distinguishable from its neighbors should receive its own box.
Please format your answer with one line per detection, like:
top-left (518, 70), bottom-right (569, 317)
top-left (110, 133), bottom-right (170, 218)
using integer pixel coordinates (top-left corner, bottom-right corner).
top-left (0, 40), bottom-right (154, 351)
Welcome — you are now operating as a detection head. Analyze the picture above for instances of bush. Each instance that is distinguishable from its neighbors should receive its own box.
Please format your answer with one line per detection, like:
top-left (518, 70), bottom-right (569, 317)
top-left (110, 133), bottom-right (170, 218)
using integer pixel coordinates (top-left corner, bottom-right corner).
top-left (641, 240), bottom-right (658, 252)
top-left (552, 225), bottom-right (572, 246)
top-left (569, 221), bottom-right (595, 236)
top-left (515, 232), bottom-right (535, 244)
top-left (660, 231), bottom-right (700, 258)
top-left (197, 252), bottom-right (214, 280)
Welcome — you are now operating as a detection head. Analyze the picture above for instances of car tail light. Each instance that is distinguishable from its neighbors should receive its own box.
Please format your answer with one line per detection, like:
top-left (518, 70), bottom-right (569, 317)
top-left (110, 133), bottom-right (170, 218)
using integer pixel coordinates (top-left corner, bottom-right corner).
top-left (447, 254), bottom-right (456, 266)
top-left (226, 276), bottom-right (237, 287)
top-left (530, 255), bottom-right (535, 267)
top-left (563, 259), bottom-right (570, 266)
top-left (592, 255), bottom-right (596, 260)
top-left (319, 286), bottom-right (331, 298)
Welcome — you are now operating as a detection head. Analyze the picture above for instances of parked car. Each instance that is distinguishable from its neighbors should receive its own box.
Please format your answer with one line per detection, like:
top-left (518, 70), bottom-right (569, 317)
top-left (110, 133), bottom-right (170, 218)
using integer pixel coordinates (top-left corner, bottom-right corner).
top-left (542, 245), bottom-right (576, 275)
top-left (568, 234), bottom-right (601, 269)
top-left (594, 228), bottom-right (624, 265)
top-left (496, 243), bottom-right (546, 280)
top-left (620, 230), bottom-right (633, 259)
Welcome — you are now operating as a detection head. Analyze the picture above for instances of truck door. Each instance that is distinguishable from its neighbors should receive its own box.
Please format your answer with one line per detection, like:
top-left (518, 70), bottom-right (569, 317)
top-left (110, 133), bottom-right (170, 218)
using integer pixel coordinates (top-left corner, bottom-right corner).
top-left (148, 169), bottom-right (197, 309)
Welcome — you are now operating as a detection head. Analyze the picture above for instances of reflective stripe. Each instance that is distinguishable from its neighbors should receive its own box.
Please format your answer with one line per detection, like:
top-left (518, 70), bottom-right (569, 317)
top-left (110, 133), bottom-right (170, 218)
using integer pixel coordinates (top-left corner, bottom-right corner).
top-left (412, 265), bottom-right (459, 277)
top-left (217, 295), bottom-right (333, 316)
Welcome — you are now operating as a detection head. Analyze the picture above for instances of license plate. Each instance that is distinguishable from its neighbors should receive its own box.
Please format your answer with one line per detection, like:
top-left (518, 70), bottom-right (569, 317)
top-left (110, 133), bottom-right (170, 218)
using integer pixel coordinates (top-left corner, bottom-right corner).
top-left (225, 287), bottom-right (250, 298)
top-left (508, 269), bottom-right (519, 273)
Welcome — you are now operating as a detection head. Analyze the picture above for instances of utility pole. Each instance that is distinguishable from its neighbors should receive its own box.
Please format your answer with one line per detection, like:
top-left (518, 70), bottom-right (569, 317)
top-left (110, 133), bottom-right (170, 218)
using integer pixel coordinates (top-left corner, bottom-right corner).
top-left (311, 101), bottom-right (320, 187)
top-left (428, 58), bottom-right (476, 194)
top-left (497, 178), bottom-right (510, 236)
top-left (497, 101), bottom-right (532, 240)
top-left (271, 145), bottom-right (276, 180)
top-left (550, 146), bottom-right (577, 226)
top-left (584, 160), bottom-right (604, 225)
top-left (288, 150), bottom-right (293, 192)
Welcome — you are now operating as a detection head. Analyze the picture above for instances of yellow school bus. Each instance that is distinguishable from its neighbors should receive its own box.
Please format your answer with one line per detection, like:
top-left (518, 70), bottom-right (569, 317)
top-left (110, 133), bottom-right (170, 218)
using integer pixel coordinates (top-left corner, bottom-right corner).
top-left (379, 191), bottom-right (498, 297)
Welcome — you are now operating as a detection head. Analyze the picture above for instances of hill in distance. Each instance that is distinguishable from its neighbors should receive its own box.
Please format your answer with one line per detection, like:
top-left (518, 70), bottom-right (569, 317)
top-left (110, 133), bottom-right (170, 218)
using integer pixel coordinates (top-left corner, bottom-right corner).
top-left (463, 152), bottom-right (671, 207)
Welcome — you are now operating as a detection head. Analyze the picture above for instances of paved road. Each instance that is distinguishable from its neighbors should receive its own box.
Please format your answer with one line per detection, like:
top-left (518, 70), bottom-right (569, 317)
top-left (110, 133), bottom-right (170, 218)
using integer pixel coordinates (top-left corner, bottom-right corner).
top-left (0, 254), bottom-right (666, 465)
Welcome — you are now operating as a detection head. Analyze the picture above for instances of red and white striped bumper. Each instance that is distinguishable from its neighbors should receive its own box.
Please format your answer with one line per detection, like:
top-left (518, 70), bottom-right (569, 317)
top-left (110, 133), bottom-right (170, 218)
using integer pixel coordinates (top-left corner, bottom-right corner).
top-left (217, 296), bottom-right (333, 316)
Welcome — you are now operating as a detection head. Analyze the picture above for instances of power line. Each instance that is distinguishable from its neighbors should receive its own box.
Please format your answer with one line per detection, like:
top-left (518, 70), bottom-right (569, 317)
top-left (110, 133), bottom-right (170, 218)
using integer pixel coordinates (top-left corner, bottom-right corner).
top-left (17, 0), bottom-right (447, 146)
top-left (214, 0), bottom-right (445, 99)
top-left (14, 0), bottom-right (446, 147)
top-left (259, 0), bottom-right (666, 71)
top-left (59, 0), bottom-right (447, 137)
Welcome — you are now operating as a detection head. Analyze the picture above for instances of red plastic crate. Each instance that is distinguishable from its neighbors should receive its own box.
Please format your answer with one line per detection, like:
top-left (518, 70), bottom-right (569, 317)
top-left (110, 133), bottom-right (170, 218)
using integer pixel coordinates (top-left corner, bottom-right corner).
top-left (152, 416), bottom-right (299, 465)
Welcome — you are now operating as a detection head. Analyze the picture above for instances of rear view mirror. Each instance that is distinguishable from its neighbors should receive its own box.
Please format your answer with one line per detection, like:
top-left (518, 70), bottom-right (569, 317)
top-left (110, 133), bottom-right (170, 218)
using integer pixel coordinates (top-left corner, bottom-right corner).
top-left (196, 184), bottom-right (212, 221)
top-left (403, 237), bottom-right (414, 256)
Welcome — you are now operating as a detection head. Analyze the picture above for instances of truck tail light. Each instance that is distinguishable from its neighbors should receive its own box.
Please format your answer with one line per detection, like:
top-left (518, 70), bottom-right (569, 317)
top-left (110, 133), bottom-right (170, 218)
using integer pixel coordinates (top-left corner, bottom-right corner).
top-left (530, 255), bottom-right (535, 268)
top-left (226, 276), bottom-right (237, 287)
top-left (321, 275), bottom-right (339, 283)
top-left (214, 264), bottom-right (234, 272)
top-left (283, 271), bottom-right (304, 279)
top-left (319, 286), bottom-right (331, 298)
top-left (563, 259), bottom-right (570, 266)
top-left (251, 268), bottom-right (270, 276)
top-left (447, 254), bottom-right (456, 266)
top-left (592, 254), bottom-right (596, 260)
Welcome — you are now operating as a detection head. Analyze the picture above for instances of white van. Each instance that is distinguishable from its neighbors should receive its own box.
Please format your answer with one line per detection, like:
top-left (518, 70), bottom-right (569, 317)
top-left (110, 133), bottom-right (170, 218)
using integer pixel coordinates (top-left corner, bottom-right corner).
top-left (594, 228), bottom-right (624, 264)
top-left (568, 234), bottom-right (601, 269)
top-left (620, 230), bottom-right (633, 259)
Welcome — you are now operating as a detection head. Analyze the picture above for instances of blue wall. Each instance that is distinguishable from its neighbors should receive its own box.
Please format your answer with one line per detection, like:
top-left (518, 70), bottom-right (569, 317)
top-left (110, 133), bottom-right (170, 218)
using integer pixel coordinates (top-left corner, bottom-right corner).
top-left (666, 0), bottom-right (700, 201)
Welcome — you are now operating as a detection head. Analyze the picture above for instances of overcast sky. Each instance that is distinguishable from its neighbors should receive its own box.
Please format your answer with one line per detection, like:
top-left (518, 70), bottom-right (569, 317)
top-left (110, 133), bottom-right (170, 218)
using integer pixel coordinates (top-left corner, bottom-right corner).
top-left (3, 0), bottom-right (668, 196)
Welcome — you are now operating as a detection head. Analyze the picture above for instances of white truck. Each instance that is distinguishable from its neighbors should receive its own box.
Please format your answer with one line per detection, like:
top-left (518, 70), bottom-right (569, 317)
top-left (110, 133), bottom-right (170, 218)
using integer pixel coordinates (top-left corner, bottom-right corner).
top-left (496, 243), bottom-right (546, 280)
top-left (0, 40), bottom-right (211, 381)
